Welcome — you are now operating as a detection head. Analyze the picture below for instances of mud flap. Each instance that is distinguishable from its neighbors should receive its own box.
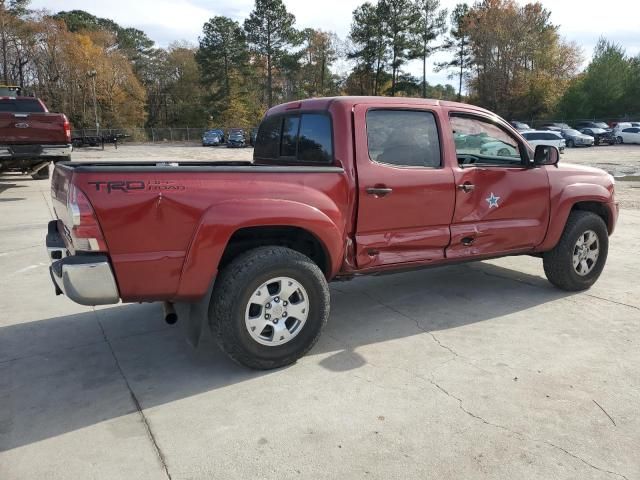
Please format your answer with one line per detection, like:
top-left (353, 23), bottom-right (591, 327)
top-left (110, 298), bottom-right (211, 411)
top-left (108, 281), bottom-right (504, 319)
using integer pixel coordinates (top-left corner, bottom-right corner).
top-left (176, 279), bottom-right (215, 348)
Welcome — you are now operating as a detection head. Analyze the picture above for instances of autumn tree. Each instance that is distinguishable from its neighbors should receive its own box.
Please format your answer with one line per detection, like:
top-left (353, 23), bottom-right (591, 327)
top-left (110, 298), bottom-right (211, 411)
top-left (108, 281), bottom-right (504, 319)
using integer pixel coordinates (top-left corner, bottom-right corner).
top-left (410, 0), bottom-right (447, 98)
top-left (299, 29), bottom-right (339, 97)
top-left (464, 0), bottom-right (580, 118)
top-left (244, 0), bottom-right (298, 107)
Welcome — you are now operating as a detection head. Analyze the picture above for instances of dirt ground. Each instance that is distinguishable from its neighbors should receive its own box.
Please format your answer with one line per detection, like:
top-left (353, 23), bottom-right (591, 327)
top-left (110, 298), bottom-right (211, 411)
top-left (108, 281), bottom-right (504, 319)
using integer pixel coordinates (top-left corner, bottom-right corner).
top-left (72, 142), bottom-right (640, 209)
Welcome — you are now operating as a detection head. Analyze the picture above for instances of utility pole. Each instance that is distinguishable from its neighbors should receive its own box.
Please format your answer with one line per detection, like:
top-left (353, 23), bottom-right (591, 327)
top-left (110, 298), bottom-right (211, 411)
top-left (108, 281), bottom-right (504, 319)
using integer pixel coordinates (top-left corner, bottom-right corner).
top-left (87, 70), bottom-right (99, 135)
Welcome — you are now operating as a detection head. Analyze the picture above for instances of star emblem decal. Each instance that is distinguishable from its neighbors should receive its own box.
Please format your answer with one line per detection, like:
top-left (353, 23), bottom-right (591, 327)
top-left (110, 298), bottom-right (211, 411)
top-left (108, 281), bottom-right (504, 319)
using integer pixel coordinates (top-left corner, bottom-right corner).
top-left (486, 192), bottom-right (500, 208)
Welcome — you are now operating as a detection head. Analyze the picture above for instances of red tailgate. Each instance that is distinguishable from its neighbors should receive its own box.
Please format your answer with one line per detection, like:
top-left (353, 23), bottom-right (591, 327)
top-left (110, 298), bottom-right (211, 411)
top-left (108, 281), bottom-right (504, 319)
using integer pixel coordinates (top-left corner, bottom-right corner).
top-left (0, 112), bottom-right (68, 144)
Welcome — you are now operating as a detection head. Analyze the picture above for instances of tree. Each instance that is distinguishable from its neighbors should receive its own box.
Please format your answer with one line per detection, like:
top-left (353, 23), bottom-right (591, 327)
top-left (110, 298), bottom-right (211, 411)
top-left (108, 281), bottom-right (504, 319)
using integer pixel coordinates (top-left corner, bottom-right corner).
top-left (464, 0), bottom-right (580, 119)
top-left (381, 0), bottom-right (418, 96)
top-left (197, 16), bottom-right (248, 102)
top-left (582, 39), bottom-right (630, 118)
top-left (410, 0), bottom-right (448, 98)
top-left (244, 0), bottom-right (298, 107)
top-left (0, 0), bottom-right (31, 84)
top-left (348, 2), bottom-right (388, 95)
top-left (299, 28), bottom-right (338, 97)
top-left (435, 2), bottom-right (470, 100)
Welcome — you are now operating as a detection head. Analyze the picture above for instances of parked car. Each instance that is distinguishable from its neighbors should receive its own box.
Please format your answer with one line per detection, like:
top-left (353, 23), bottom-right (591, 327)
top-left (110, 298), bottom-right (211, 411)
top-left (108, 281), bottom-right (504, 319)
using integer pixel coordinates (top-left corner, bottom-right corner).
top-left (540, 122), bottom-right (571, 131)
top-left (560, 128), bottom-right (594, 148)
top-left (578, 128), bottom-right (615, 146)
top-left (207, 128), bottom-right (225, 143)
top-left (227, 128), bottom-right (246, 148)
top-left (46, 96), bottom-right (618, 369)
top-left (613, 122), bottom-right (640, 136)
top-left (479, 140), bottom-right (519, 157)
top-left (0, 96), bottom-right (71, 179)
top-left (521, 130), bottom-right (566, 153)
top-left (617, 127), bottom-right (640, 144)
top-left (574, 121), bottom-right (611, 132)
top-left (202, 130), bottom-right (222, 146)
top-left (510, 121), bottom-right (531, 131)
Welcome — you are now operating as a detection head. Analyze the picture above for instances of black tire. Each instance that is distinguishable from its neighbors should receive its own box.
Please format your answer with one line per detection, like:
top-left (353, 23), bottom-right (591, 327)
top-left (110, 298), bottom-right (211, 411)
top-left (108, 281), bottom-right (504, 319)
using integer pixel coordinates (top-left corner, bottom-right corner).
top-left (543, 211), bottom-right (608, 291)
top-left (31, 165), bottom-right (50, 180)
top-left (617, 136), bottom-right (623, 144)
top-left (567, 139), bottom-right (574, 148)
top-left (209, 246), bottom-right (330, 370)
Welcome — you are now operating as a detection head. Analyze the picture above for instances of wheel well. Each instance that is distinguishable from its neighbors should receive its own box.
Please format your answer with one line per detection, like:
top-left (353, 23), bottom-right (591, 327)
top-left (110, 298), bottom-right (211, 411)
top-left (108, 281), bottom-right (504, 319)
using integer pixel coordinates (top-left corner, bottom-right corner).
top-left (571, 202), bottom-right (610, 232)
top-left (219, 226), bottom-right (330, 276)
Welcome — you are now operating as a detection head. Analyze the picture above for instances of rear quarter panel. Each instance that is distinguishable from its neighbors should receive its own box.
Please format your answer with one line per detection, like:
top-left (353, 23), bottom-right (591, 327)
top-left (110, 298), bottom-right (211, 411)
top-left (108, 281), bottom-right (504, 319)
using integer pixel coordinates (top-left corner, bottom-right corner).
top-left (72, 169), bottom-right (351, 302)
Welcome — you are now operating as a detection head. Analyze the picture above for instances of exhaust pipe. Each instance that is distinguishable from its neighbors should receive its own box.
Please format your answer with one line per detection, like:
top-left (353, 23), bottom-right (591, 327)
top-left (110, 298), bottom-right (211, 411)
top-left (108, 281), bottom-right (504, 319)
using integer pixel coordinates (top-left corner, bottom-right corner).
top-left (163, 301), bottom-right (178, 325)
top-left (27, 161), bottom-right (50, 176)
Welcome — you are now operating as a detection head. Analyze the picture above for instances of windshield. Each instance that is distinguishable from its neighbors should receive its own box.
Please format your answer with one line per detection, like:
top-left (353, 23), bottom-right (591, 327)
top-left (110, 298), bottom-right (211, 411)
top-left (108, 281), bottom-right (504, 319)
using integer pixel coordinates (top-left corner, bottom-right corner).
top-left (590, 128), bottom-right (606, 134)
top-left (563, 129), bottom-right (581, 136)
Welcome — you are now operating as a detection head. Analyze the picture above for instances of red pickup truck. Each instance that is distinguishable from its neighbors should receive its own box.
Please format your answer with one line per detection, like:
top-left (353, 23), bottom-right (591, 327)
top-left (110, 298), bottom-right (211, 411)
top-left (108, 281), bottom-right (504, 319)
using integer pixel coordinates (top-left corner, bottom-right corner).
top-left (0, 96), bottom-right (72, 179)
top-left (46, 97), bottom-right (618, 369)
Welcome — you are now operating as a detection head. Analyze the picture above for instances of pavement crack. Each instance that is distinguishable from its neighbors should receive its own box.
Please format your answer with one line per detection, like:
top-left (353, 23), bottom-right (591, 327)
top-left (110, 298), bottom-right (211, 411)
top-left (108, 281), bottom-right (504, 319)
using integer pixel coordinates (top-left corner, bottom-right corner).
top-left (593, 399), bottom-right (617, 426)
top-left (425, 372), bottom-right (629, 480)
top-left (93, 309), bottom-right (173, 480)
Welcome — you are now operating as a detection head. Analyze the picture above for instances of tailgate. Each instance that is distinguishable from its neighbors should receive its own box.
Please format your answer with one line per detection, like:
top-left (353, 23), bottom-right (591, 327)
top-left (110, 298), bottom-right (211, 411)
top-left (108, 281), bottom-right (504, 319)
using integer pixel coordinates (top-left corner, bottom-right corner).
top-left (0, 112), bottom-right (67, 144)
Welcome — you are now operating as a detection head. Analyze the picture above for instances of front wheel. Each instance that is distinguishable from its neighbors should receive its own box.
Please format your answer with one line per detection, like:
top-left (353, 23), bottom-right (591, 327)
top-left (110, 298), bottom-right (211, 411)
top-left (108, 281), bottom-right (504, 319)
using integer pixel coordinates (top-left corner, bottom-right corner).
top-left (209, 246), bottom-right (330, 369)
top-left (543, 211), bottom-right (608, 291)
top-left (617, 136), bottom-right (624, 144)
top-left (567, 139), bottom-right (574, 148)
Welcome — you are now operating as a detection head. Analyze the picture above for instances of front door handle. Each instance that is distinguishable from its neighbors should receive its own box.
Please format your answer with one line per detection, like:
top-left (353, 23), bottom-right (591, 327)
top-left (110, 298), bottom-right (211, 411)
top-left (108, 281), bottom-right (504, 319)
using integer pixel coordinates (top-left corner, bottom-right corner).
top-left (457, 182), bottom-right (475, 193)
top-left (366, 186), bottom-right (393, 197)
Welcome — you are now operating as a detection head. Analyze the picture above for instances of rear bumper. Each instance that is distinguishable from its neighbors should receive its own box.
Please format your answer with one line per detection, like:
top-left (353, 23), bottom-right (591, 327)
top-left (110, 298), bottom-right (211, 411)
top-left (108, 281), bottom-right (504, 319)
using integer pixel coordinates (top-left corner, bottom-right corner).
top-left (0, 144), bottom-right (72, 159)
top-left (46, 220), bottom-right (119, 306)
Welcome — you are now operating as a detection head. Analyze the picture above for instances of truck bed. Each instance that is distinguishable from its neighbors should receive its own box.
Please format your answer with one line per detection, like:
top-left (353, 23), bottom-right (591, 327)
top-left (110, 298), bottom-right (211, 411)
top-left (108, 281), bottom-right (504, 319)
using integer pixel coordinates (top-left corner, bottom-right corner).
top-left (51, 160), bottom-right (353, 302)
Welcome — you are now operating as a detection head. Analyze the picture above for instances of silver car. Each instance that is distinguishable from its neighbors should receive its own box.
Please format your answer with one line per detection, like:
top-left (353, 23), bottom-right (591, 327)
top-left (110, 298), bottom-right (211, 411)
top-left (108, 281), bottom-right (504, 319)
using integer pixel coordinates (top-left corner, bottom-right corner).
top-left (560, 129), bottom-right (594, 148)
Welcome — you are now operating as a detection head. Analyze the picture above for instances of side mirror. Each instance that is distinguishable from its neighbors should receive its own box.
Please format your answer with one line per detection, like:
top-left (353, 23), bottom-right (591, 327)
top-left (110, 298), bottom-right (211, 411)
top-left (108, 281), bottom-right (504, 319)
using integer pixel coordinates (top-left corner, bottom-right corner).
top-left (533, 145), bottom-right (560, 166)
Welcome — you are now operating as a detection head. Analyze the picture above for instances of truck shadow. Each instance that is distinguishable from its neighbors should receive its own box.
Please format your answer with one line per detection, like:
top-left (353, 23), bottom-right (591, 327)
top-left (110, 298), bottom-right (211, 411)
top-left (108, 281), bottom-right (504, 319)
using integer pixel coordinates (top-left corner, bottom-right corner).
top-left (0, 261), bottom-right (573, 452)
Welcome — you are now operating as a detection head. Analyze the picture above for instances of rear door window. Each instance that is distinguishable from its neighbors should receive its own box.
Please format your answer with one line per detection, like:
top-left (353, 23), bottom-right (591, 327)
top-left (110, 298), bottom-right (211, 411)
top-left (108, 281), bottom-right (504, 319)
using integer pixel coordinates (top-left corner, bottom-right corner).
top-left (366, 110), bottom-right (441, 167)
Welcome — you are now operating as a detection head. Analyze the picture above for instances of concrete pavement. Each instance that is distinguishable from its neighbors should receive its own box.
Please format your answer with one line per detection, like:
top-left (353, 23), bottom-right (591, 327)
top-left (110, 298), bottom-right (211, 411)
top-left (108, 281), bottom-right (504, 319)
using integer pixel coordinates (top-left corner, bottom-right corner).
top-left (1, 164), bottom-right (638, 480)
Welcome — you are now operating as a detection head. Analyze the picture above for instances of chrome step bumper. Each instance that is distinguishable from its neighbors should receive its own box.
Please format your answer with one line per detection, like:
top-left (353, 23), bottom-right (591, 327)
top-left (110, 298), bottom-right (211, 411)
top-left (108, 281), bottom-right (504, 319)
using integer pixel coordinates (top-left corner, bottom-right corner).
top-left (46, 220), bottom-right (119, 306)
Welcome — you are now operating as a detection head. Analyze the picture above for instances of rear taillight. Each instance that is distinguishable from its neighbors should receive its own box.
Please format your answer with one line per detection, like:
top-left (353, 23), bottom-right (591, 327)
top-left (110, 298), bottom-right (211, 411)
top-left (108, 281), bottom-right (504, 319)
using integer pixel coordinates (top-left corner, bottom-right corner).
top-left (63, 116), bottom-right (71, 143)
top-left (67, 184), bottom-right (107, 252)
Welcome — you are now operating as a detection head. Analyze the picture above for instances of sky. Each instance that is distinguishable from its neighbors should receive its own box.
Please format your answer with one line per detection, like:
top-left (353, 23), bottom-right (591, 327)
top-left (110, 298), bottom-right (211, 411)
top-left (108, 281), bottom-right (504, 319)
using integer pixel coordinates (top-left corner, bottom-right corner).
top-left (30, 0), bottom-right (640, 88)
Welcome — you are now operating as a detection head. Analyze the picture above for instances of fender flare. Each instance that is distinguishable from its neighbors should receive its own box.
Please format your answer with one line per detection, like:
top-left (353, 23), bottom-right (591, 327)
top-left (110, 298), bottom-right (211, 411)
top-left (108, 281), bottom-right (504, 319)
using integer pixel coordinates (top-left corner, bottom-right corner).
top-left (175, 198), bottom-right (345, 300)
top-left (538, 183), bottom-right (612, 251)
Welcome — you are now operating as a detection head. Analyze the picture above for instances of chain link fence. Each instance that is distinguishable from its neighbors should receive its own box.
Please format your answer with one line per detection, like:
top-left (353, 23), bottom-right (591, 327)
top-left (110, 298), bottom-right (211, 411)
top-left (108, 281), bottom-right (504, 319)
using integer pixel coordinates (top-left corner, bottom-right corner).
top-left (72, 128), bottom-right (221, 143)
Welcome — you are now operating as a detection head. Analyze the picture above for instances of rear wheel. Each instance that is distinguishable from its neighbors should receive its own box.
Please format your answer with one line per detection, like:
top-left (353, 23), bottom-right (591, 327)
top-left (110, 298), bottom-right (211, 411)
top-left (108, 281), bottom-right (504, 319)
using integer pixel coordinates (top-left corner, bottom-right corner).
top-left (543, 211), bottom-right (608, 291)
top-left (209, 246), bottom-right (330, 369)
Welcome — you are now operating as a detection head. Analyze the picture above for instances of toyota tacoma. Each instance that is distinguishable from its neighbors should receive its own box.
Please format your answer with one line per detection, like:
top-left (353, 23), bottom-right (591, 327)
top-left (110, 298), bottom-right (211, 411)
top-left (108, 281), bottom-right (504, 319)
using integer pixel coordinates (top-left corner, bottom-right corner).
top-left (46, 97), bottom-right (618, 369)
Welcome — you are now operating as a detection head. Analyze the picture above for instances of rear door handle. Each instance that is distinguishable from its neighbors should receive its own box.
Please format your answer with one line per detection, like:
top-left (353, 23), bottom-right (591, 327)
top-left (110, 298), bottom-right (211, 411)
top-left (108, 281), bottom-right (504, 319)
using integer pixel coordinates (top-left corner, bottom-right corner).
top-left (366, 187), bottom-right (393, 197)
top-left (457, 183), bottom-right (475, 193)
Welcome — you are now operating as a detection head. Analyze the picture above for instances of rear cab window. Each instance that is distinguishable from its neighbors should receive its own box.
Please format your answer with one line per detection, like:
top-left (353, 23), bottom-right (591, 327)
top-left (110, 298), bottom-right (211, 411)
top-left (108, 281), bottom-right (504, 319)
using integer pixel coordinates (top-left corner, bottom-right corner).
top-left (0, 99), bottom-right (45, 113)
top-left (254, 112), bottom-right (333, 165)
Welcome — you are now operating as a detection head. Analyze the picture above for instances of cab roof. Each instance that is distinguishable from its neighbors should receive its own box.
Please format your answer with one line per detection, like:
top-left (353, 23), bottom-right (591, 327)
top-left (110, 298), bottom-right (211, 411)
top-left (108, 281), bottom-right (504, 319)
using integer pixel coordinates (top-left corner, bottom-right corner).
top-left (267, 96), bottom-right (496, 117)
